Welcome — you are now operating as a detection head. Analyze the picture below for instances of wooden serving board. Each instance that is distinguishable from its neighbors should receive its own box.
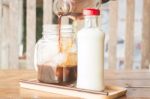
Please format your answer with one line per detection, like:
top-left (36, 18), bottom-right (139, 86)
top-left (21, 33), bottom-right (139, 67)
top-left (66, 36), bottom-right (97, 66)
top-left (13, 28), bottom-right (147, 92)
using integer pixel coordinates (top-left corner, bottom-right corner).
top-left (20, 79), bottom-right (127, 99)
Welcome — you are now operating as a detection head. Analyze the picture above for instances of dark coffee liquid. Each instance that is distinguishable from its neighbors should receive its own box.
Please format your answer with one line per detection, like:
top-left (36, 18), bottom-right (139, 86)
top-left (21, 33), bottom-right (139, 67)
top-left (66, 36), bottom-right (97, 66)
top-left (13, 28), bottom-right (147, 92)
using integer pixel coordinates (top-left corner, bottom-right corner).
top-left (38, 65), bottom-right (77, 85)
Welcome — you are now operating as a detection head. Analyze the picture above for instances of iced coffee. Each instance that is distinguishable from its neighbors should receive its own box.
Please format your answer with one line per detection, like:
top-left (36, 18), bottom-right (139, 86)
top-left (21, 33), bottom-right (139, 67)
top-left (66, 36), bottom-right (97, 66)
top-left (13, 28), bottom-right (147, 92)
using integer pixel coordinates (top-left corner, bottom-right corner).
top-left (37, 52), bottom-right (77, 85)
top-left (35, 24), bottom-right (77, 85)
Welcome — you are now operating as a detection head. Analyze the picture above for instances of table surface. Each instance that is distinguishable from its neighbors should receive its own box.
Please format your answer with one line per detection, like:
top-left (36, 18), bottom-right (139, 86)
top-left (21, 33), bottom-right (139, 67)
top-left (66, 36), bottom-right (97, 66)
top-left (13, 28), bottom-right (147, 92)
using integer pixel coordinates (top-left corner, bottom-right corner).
top-left (0, 70), bottom-right (150, 99)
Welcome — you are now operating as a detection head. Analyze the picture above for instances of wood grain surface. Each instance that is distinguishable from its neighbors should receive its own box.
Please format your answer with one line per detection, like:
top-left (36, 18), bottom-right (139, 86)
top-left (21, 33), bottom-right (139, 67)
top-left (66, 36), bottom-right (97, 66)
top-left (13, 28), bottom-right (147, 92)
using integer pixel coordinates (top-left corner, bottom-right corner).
top-left (0, 70), bottom-right (150, 98)
top-left (108, 0), bottom-right (118, 70)
top-left (26, 0), bottom-right (36, 69)
top-left (43, 0), bottom-right (53, 24)
top-left (125, 0), bottom-right (135, 69)
top-left (142, 0), bottom-right (150, 69)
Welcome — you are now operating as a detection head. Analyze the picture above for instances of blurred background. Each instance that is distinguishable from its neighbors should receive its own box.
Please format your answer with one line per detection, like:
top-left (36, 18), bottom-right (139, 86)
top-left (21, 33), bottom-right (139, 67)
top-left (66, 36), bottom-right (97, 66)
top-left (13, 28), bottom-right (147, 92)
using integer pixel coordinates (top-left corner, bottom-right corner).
top-left (0, 0), bottom-right (149, 70)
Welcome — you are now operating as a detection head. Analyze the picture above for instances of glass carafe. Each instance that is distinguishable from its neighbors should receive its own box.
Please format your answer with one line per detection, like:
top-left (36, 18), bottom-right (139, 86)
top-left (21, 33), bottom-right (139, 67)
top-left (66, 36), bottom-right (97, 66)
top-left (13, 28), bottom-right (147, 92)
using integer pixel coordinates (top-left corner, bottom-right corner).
top-left (53, 0), bottom-right (109, 20)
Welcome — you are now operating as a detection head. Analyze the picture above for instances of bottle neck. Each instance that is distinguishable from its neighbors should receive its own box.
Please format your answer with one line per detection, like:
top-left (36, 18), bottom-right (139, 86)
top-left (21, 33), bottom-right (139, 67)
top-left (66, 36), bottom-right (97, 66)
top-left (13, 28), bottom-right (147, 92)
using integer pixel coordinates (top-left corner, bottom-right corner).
top-left (84, 16), bottom-right (99, 28)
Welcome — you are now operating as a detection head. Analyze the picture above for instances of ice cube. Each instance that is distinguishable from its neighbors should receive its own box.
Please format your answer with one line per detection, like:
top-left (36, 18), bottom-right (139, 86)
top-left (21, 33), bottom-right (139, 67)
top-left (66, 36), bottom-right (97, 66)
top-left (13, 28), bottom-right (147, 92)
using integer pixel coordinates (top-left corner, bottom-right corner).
top-left (52, 52), bottom-right (67, 66)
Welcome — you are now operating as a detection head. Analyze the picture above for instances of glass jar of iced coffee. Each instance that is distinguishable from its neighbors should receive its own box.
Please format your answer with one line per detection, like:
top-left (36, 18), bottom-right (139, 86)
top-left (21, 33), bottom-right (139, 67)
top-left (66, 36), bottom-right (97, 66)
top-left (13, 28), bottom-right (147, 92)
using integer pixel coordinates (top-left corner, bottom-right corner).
top-left (34, 24), bottom-right (77, 85)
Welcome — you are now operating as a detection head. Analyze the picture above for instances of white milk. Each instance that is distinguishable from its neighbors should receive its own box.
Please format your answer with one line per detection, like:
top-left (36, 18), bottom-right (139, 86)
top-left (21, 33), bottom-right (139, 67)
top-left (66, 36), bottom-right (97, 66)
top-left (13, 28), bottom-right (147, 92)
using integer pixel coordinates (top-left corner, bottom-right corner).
top-left (77, 9), bottom-right (105, 91)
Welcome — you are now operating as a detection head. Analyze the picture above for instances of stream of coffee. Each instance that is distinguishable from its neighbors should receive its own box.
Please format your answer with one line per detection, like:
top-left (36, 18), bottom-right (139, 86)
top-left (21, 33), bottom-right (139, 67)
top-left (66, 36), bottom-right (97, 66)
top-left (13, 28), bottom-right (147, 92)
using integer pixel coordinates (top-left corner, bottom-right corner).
top-left (58, 12), bottom-right (83, 52)
top-left (58, 14), bottom-right (62, 52)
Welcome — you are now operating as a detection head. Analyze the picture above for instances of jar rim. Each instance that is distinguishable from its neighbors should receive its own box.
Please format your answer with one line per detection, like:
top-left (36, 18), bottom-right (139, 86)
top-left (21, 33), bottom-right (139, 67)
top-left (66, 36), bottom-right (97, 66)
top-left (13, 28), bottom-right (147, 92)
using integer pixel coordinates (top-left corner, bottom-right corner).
top-left (43, 24), bottom-right (74, 34)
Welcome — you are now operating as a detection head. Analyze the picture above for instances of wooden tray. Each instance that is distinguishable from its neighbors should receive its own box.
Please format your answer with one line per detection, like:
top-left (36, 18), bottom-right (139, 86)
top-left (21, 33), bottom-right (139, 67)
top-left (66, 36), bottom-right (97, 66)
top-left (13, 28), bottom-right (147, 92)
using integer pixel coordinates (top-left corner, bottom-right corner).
top-left (20, 79), bottom-right (127, 99)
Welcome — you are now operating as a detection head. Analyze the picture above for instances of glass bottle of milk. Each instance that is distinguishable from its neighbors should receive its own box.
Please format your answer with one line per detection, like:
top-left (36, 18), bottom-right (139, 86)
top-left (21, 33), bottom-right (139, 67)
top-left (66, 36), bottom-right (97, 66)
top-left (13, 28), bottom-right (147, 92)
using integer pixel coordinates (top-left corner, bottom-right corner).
top-left (77, 8), bottom-right (105, 91)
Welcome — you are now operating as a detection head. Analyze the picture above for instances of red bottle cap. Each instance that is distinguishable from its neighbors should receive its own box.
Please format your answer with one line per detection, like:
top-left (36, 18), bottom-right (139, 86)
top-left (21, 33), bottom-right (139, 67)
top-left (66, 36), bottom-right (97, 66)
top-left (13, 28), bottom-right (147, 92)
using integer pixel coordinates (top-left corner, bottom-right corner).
top-left (83, 8), bottom-right (100, 16)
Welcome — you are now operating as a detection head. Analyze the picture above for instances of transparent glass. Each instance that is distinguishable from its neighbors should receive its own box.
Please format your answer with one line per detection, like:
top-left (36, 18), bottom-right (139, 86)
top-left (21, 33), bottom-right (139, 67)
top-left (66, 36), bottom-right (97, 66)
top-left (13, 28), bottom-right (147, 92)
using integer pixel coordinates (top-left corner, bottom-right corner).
top-left (53, 0), bottom-right (104, 20)
top-left (34, 25), bottom-right (77, 85)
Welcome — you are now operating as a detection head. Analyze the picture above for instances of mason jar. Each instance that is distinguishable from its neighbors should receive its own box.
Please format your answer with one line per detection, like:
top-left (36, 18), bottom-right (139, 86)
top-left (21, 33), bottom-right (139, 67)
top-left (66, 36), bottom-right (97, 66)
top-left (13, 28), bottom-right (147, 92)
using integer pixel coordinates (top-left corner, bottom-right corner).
top-left (34, 24), bottom-right (77, 85)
